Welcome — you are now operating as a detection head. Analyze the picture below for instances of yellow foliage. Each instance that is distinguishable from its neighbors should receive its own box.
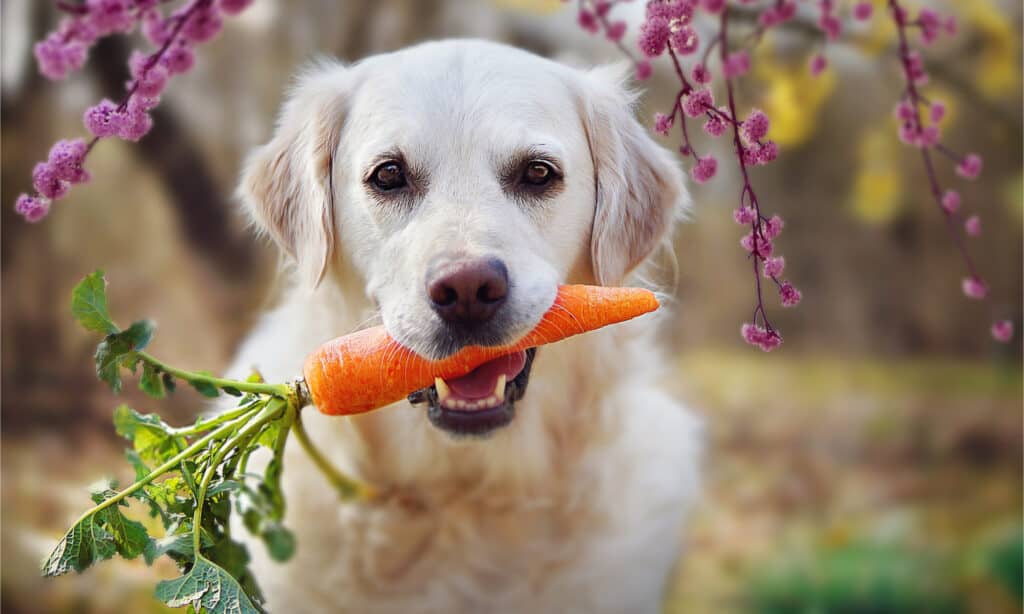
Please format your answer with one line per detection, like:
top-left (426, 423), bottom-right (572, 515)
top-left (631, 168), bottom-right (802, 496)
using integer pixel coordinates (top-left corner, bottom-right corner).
top-left (849, 128), bottom-right (904, 224)
top-left (956, 0), bottom-right (1020, 98)
top-left (753, 52), bottom-right (837, 148)
top-left (853, 0), bottom-right (897, 56)
top-left (492, 0), bottom-right (564, 15)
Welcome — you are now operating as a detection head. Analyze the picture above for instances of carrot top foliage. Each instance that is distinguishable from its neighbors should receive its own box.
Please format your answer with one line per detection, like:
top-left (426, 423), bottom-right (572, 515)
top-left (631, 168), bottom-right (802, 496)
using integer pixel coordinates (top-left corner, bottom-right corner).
top-left (44, 271), bottom-right (326, 613)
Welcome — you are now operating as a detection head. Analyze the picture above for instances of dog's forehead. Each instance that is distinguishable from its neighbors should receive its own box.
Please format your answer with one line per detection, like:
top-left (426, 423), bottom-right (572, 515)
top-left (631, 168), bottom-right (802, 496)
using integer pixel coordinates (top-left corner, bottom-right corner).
top-left (344, 41), bottom-right (583, 155)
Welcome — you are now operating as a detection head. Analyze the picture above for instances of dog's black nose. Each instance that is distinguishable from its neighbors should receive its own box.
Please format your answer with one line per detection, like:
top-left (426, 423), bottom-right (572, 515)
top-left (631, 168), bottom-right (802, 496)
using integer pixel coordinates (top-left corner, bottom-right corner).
top-left (427, 258), bottom-right (508, 325)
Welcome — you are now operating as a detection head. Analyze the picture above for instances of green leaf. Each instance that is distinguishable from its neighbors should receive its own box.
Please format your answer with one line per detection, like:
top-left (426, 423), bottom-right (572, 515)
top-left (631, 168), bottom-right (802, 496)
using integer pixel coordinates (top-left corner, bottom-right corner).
top-left (41, 500), bottom-right (150, 576)
top-left (261, 523), bottom-right (295, 563)
top-left (71, 270), bottom-right (118, 335)
top-left (93, 322), bottom-right (154, 393)
top-left (155, 556), bottom-right (262, 614)
top-left (113, 405), bottom-right (186, 467)
top-left (140, 362), bottom-right (166, 399)
top-left (143, 531), bottom-right (214, 566)
top-left (95, 335), bottom-right (133, 393)
top-left (41, 513), bottom-right (117, 576)
top-left (190, 375), bottom-right (220, 398)
top-left (222, 386), bottom-right (242, 397)
top-left (163, 372), bottom-right (177, 393)
top-left (122, 320), bottom-right (154, 352)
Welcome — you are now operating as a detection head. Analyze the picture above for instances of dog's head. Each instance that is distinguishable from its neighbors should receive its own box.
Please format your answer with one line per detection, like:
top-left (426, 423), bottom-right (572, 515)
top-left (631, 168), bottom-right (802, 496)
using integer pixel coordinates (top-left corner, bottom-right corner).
top-left (241, 40), bottom-right (686, 440)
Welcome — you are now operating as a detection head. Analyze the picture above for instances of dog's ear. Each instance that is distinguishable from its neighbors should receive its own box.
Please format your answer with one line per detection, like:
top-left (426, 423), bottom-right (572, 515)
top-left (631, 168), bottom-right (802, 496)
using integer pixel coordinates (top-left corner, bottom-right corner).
top-left (239, 60), bottom-right (350, 287)
top-left (581, 64), bottom-right (689, 285)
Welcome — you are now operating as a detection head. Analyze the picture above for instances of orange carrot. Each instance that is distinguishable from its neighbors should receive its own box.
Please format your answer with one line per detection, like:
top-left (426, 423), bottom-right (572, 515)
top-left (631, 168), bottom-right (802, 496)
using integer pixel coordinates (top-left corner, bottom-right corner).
top-left (302, 285), bottom-right (659, 416)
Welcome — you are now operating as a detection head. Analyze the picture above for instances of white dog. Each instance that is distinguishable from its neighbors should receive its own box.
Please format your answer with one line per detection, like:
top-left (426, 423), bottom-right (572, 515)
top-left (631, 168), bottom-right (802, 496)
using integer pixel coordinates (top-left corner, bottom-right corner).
top-left (227, 39), bottom-right (702, 613)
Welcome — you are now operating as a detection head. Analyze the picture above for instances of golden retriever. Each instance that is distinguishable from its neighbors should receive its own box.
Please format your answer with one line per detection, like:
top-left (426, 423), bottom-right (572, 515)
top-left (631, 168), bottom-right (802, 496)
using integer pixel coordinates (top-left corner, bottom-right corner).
top-left (227, 39), bottom-right (702, 613)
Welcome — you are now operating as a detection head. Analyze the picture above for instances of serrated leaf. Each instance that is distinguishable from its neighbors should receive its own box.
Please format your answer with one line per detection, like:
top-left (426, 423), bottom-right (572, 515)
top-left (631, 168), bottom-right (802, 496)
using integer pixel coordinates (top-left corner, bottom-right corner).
top-left (41, 496), bottom-right (149, 576)
top-left (155, 556), bottom-right (262, 614)
top-left (140, 362), bottom-right (166, 399)
top-left (71, 270), bottom-right (118, 335)
top-left (41, 513), bottom-right (117, 576)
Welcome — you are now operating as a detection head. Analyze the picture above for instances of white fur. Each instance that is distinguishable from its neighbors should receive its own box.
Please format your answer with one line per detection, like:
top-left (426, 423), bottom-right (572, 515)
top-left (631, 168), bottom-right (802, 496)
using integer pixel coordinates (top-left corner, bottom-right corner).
top-left (229, 40), bottom-right (702, 613)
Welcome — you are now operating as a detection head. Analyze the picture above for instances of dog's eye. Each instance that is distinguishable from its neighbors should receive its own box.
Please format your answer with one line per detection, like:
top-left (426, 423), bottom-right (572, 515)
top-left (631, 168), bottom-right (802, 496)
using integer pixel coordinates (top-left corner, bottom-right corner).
top-left (521, 161), bottom-right (556, 187)
top-left (370, 161), bottom-right (407, 191)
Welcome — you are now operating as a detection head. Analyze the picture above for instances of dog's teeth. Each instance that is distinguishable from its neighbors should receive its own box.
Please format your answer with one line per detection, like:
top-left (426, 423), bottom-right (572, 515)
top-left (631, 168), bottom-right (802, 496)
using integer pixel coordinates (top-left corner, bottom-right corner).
top-left (456, 400), bottom-right (467, 409)
top-left (482, 396), bottom-right (498, 408)
top-left (494, 374), bottom-right (506, 402)
top-left (434, 377), bottom-right (450, 402)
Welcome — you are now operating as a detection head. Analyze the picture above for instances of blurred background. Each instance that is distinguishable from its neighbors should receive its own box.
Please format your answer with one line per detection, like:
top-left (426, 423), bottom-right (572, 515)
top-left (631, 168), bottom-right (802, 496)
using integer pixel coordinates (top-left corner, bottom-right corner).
top-left (1, 0), bottom-right (1020, 612)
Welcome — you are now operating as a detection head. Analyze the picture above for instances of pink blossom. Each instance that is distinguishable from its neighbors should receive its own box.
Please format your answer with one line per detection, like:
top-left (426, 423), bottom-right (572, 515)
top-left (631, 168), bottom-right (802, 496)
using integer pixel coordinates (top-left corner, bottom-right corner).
top-left (220, 0), bottom-right (254, 15)
top-left (638, 16), bottom-right (671, 58)
top-left (669, 26), bottom-right (699, 54)
top-left (47, 139), bottom-right (90, 183)
top-left (32, 163), bottom-right (69, 200)
top-left (940, 190), bottom-right (961, 214)
top-left (818, 14), bottom-right (842, 40)
top-left (733, 206), bottom-right (757, 225)
top-left (964, 215), bottom-right (981, 236)
top-left (161, 44), bottom-right (196, 75)
top-left (763, 256), bottom-right (785, 278)
top-left (809, 54), bottom-right (828, 77)
top-left (682, 88), bottom-right (713, 117)
top-left (755, 140), bottom-right (779, 164)
top-left (740, 232), bottom-right (773, 258)
top-left (723, 50), bottom-right (750, 78)
top-left (594, 1), bottom-right (612, 18)
top-left (83, 99), bottom-right (125, 138)
top-left (897, 122), bottom-right (917, 146)
top-left (956, 153), bottom-right (982, 179)
top-left (129, 51), bottom-right (169, 97)
top-left (142, 9), bottom-right (174, 45)
top-left (853, 2), bottom-right (873, 21)
top-left (118, 105), bottom-right (153, 142)
top-left (961, 277), bottom-right (987, 300)
top-left (763, 215), bottom-right (784, 240)
top-left (741, 109), bottom-right (769, 142)
top-left (943, 16), bottom-right (958, 35)
top-left (87, 0), bottom-right (135, 35)
top-left (34, 33), bottom-right (88, 81)
top-left (577, 9), bottom-right (600, 34)
top-left (703, 113), bottom-right (726, 137)
top-left (181, 5), bottom-right (225, 44)
top-left (758, 7), bottom-right (781, 28)
top-left (991, 320), bottom-right (1014, 343)
top-left (635, 60), bottom-right (653, 80)
top-left (691, 63), bottom-right (711, 84)
top-left (779, 281), bottom-right (802, 307)
top-left (918, 124), bottom-right (940, 147)
top-left (605, 20), bottom-right (627, 42)
top-left (777, 1), bottom-right (797, 21)
top-left (691, 156), bottom-right (717, 183)
top-left (895, 100), bottom-right (916, 121)
top-left (929, 101), bottom-right (946, 123)
top-left (15, 194), bottom-right (51, 223)
top-left (654, 112), bottom-right (674, 136)
top-left (741, 323), bottom-right (782, 352)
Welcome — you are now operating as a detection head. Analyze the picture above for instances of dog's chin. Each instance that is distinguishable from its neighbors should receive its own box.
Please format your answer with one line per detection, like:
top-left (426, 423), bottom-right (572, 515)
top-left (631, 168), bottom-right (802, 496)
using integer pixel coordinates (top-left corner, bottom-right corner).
top-left (408, 348), bottom-right (536, 439)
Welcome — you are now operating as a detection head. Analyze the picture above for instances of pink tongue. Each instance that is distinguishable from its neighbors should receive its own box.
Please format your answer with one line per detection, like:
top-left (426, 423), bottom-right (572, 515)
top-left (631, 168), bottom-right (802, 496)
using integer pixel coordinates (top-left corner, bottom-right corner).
top-left (445, 351), bottom-right (526, 400)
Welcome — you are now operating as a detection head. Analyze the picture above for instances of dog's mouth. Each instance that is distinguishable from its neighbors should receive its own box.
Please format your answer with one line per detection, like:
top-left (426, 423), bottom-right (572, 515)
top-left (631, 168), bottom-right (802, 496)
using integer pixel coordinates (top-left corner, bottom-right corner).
top-left (408, 348), bottom-right (536, 438)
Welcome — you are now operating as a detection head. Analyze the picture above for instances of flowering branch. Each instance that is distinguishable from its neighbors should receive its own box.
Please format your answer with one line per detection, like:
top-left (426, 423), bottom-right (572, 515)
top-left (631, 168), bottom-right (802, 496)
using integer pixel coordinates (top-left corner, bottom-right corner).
top-left (571, 0), bottom-right (1014, 348)
top-left (14, 0), bottom-right (252, 223)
